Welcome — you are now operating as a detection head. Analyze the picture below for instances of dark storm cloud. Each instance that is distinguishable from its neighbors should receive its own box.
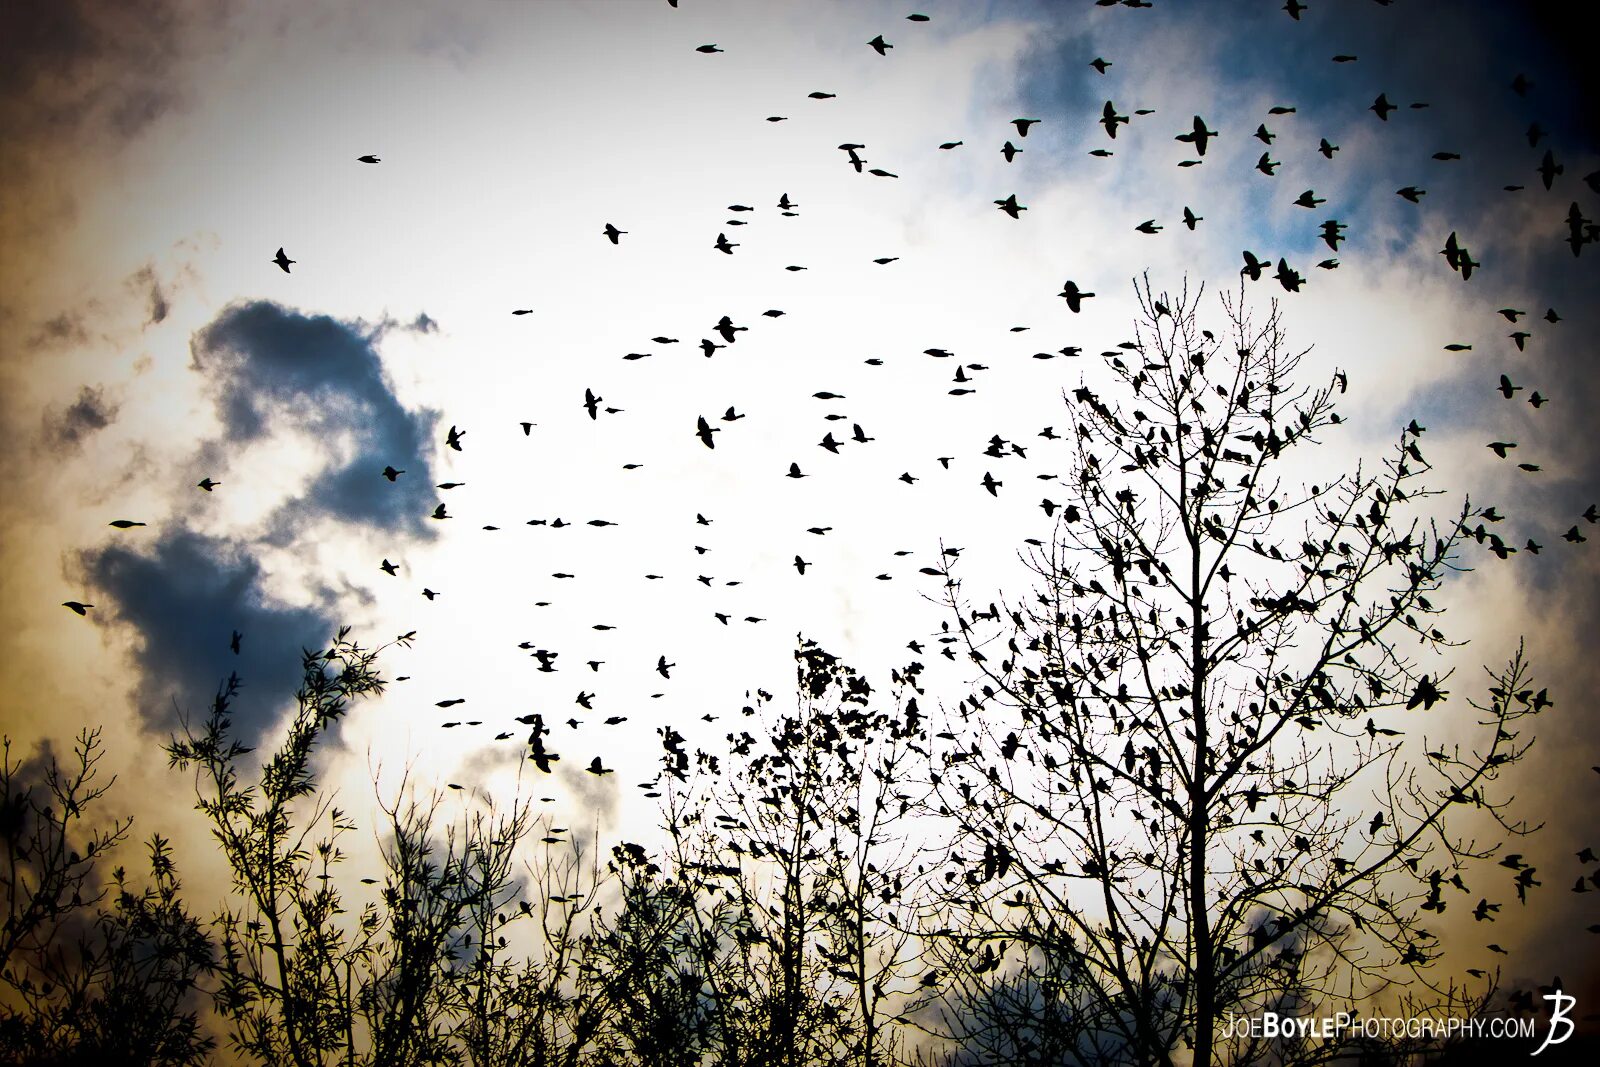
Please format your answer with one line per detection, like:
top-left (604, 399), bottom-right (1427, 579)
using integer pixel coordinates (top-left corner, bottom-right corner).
top-left (81, 529), bottom-right (334, 741)
top-left (0, 1), bottom-right (192, 149)
top-left (191, 301), bottom-right (439, 534)
top-left (76, 302), bottom-right (440, 743)
top-left (41, 384), bottom-right (119, 451)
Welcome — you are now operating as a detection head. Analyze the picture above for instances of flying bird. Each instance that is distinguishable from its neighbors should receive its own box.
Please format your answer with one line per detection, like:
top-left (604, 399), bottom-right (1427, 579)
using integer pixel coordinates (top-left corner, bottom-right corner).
top-left (1100, 100), bottom-right (1128, 138)
top-left (603, 223), bottom-right (627, 244)
top-left (995, 194), bottom-right (1027, 219)
top-left (1175, 115), bottom-right (1217, 155)
top-left (272, 247), bottom-right (295, 273)
top-left (1059, 281), bottom-right (1095, 312)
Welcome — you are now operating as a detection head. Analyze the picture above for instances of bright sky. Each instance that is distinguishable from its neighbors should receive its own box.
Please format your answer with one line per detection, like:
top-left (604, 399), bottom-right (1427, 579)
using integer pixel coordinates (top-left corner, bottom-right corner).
top-left (2, 0), bottom-right (1597, 1013)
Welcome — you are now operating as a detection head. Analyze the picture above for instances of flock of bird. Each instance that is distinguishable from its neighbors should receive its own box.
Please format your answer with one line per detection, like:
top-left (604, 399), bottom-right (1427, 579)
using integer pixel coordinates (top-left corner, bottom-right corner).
top-left (62, 2), bottom-right (1598, 868)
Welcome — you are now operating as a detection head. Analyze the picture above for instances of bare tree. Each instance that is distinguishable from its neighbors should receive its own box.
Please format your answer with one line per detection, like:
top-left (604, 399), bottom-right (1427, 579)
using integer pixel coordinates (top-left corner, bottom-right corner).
top-left (657, 639), bottom-right (932, 1067)
top-left (922, 279), bottom-right (1548, 1067)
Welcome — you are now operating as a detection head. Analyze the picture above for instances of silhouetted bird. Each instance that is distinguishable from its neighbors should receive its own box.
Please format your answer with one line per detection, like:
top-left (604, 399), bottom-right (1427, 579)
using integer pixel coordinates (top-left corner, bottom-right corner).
top-left (1175, 115), bottom-right (1217, 155)
top-left (62, 601), bottom-right (92, 616)
top-left (995, 194), bottom-right (1026, 219)
top-left (1059, 281), bottom-right (1095, 312)
top-left (1274, 258), bottom-right (1303, 292)
top-left (272, 247), bottom-right (295, 273)
top-left (1100, 100), bottom-right (1128, 138)
top-left (603, 223), bottom-right (627, 244)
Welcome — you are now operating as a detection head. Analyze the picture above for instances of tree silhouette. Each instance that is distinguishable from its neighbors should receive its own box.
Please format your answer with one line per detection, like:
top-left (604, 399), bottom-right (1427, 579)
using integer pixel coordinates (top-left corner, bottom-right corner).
top-left (1, 732), bottom-right (212, 1066)
top-left (921, 279), bottom-right (1549, 1067)
top-left (656, 639), bottom-right (932, 1067)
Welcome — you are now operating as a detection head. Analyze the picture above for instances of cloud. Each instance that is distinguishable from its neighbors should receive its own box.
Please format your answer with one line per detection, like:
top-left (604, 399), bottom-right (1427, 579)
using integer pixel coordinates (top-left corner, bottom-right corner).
top-left (0, 1), bottom-right (190, 148)
top-left (26, 311), bottom-right (88, 351)
top-left (74, 301), bottom-right (440, 743)
top-left (127, 264), bottom-right (169, 325)
top-left (40, 384), bottom-right (118, 451)
top-left (190, 300), bottom-right (440, 534)
top-left (80, 529), bottom-right (334, 741)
